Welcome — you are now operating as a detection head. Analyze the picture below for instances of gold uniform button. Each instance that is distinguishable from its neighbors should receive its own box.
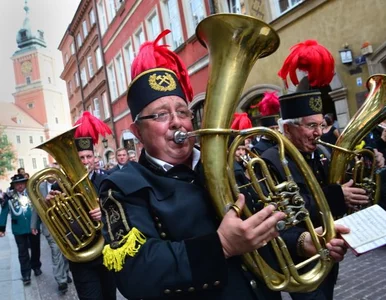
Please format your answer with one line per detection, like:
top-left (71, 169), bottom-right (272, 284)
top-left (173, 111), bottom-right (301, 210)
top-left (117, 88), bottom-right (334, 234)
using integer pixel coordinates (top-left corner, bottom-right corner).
top-left (157, 223), bottom-right (162, 228)
top-left (188, 287), bottom-right (195, 292)
top-left (160, 232), bottom-right (167, 238)
top-left (250, 280), bottom-right (257, 289)
top-left (214, 281), bottom-right (220, 286)
top-left (164, 289), bottom-right (171, 294)
top-left (203, 283), bottom-right (209, 289)
top-left (155, 217), bottom-right (159, 221)
top-left (241, 264), bottom-right (248, 272)
top-left (175, 289), bottom-right (182, 293)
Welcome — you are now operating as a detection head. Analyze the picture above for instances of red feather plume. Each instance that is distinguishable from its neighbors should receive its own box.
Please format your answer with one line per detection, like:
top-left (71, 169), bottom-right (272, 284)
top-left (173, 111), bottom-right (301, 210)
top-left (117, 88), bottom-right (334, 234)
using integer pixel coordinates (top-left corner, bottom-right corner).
top-left (74, 111), bottom-right (112, 145)
top-left (231, 113), bottom-right (252, 130)
top-left (278, 40), bottom-right (335, 88)
top-left (131, 30), bottom-right (193, 102)
top-left (254, 91), bottom-right (280, 116)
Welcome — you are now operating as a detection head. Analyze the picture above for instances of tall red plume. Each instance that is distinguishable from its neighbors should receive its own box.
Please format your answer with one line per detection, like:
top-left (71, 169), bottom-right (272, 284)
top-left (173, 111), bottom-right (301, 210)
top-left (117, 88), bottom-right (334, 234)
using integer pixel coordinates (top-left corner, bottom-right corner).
top-left (250, 91), bottom-right (280, 116)
top-left (74, 111), bottom-right (112, 145)
top-left (131, 30), bottom-right (193, 102)
top-left (278, 40), bottom-right (335, 88)
top-left (231, 113), bottom-right (252, 130)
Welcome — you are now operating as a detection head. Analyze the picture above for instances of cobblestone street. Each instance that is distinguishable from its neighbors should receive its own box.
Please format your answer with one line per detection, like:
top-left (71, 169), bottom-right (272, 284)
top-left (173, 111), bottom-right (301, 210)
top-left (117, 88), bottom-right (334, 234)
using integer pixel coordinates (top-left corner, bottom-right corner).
top-left (2, 211), bottom-right (386, 300)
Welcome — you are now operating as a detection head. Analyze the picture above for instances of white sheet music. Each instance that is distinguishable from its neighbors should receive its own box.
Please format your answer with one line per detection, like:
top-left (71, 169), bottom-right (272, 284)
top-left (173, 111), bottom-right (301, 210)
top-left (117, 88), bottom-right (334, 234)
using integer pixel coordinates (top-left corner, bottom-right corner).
top-left (335, 205), bottom-right (386, 254)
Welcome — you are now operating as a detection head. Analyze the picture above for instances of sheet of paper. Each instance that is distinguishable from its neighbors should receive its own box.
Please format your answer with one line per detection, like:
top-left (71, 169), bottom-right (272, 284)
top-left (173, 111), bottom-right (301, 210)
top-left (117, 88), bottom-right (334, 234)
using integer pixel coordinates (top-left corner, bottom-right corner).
top-left (335, 205), bottom-right (386, 253)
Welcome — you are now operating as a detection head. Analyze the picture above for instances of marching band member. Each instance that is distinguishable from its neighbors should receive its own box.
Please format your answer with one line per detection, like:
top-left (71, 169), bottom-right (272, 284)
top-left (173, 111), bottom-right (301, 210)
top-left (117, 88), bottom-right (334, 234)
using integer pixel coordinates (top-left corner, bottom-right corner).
top-left (0, 174), bottom-right (42, 285)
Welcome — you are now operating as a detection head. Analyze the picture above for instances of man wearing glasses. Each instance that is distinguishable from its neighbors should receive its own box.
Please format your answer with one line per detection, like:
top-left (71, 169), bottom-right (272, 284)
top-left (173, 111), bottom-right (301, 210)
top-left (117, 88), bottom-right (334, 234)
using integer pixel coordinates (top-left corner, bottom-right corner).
top-left (261, 90), bottom-right (368, 300)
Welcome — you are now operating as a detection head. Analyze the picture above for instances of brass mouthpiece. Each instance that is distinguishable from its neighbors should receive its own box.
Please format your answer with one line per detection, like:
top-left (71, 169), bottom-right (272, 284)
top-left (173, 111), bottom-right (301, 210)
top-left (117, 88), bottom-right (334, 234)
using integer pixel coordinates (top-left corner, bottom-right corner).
top-left (173, 131), bottom-right (197, 144)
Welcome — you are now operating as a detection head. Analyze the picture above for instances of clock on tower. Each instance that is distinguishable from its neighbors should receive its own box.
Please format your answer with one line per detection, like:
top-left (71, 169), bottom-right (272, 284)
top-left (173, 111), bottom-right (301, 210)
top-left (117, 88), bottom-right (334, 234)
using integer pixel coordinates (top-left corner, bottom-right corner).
top-left (21, 60), bottom-right (32, 75)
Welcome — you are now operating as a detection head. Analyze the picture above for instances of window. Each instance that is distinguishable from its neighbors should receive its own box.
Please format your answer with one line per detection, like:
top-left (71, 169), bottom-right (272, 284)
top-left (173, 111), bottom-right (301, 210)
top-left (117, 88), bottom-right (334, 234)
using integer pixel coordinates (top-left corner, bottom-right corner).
top-left (161, 0), bottom-right (184, 49)
top-left (146, 10), bottom-right (161, 40)
top-left (97, 0), bottom-right (108, 34)
top-left (40, 136), bottom-right (44, 143)
top-left (192, 101), bottom-right (205, 130)
top-left (82, 20), bottom-right (88, 38)
top-left (70, 42), bottom-right (75, 55)
top-left (106, 0), bottom-right (117, 23)
top-left (87, 104), bottom-right (92, 112)
top-left (107, 64), bottom-right (118, 100)
top-left (95, 47), bottom-right (103, 69)
top-left (115, 53), bottom-right (127, 95)
top-left (77, 33), bottom-right (82, 48)
top-left (102, 92), bottom-right (110, 119)
top-left (87, 56), bottom-right (95, 77)
top-left (26, 77), bottom-right (31, 84)
top-left (184, 0), bottom-right (206, 36)
top-left (134, 27), bottom-right (146, 52)
top-left (271, 0), bottom-right (304, 18)
top-left (19, 159), bottom-right (24, 168)
top-left (43, 157), bottom-right (48, 167)
top-left (89, 9), bottom-right (96, 26)
top-left (32, 158), bottom-right (37, 169)
top-left (123, 41), bottom-right (135, 82)
top-left (27, 103), bottom-right (34, 109)
top-left (29, 136), bottom-right (33, 144)
top-left (74, 72), bottom-right (80, 87)
top-left (80, 67), bottom-right (87, 87)
top-left (16, 135), bottom-right (21, 144)
top-left (55, 117), bottom-right (59, 124)
top-left (68, 80), bottom-right (73, 94)
top-left (227, 0), bottom-right (242, 13)
top-left (93, 98), bottom-right (101, 118)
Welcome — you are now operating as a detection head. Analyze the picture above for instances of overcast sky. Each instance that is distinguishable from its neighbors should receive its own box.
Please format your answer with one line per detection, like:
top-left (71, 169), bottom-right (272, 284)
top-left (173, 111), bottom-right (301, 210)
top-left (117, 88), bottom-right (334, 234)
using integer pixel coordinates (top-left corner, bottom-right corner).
top-left (0, 0), bottom-right (80, 102)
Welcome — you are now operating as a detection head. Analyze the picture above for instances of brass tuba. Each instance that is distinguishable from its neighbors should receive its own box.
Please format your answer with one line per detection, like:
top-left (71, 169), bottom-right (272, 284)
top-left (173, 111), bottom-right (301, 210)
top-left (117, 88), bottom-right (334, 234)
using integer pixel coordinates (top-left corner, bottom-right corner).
top-left (317, 74), bottom-right (386, 208)
top-left (28, 127), bottom-right (104, 262)
top-left (175, 14), bottom-right (335, 292)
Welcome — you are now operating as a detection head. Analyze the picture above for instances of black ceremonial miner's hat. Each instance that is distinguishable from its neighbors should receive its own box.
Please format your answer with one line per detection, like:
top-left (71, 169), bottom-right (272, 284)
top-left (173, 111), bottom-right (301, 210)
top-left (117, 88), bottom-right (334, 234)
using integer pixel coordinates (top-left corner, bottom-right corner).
top-left (279, 90), bottom-right (323, 120)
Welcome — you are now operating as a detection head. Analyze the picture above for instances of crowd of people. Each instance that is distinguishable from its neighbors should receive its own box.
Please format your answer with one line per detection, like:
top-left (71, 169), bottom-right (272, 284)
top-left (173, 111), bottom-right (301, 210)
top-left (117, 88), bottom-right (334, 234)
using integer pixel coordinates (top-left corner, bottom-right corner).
top-left (0, 23), bottom-right (386, 300)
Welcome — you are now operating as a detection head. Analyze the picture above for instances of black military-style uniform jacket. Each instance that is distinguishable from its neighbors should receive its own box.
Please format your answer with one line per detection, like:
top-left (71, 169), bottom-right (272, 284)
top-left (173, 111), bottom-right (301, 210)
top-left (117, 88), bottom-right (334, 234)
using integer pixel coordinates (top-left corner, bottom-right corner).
top-left (100, 152), bottom-right (291, 300)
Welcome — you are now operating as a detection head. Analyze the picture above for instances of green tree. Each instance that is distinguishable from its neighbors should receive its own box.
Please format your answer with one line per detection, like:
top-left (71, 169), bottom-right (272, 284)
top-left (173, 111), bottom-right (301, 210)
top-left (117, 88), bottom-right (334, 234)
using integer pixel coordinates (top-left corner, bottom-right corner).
top-left (0, 127), bottom-right (16, 176)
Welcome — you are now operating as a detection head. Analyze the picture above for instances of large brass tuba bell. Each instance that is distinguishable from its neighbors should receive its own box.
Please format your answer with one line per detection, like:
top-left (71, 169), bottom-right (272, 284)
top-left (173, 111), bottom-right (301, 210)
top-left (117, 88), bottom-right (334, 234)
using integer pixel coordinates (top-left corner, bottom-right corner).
top-left (28, 127), bottom-right (104, 262)
top-left (176, 14), bottom-right (335, 292)
top-left (317, 74), bottom-right (386, 209)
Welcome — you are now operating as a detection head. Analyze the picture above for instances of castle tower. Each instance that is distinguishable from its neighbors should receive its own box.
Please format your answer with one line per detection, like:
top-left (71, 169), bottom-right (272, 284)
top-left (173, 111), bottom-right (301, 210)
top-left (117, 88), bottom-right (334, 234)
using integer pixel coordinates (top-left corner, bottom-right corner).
top-left (12, 0), bottom-right (71, 140)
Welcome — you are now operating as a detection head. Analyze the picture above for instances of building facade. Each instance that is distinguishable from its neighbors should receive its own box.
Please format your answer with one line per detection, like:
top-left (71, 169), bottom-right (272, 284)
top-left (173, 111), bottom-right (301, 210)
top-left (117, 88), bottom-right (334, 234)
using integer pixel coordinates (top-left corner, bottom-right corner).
top-left (60, 0), bottom-right (386, 163)
top-left (212, 0), bottom-right (386, 131)
top-left (59, 0), bottom-right (117, 165)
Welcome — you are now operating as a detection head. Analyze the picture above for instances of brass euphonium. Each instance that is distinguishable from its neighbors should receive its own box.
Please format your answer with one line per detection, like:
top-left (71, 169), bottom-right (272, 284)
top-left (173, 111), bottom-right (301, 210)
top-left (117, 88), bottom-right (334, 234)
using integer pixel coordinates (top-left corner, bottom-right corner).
top-left (174, 14), bottom-right (335, 292)
top-left (317, 74), bottom-right (386, 208)
top-left (28, 127), bottom-right (104, 262)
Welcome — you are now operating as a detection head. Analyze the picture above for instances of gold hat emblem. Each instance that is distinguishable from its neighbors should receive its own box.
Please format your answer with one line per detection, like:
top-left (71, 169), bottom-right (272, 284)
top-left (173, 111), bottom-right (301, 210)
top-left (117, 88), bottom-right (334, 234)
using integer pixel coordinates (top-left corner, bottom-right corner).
top-left (78, 138), bottom-right (91, 150)
top-left (309, 96), bottom-right (322, 113)
top-left (149, 72), bottom-right (176, 92)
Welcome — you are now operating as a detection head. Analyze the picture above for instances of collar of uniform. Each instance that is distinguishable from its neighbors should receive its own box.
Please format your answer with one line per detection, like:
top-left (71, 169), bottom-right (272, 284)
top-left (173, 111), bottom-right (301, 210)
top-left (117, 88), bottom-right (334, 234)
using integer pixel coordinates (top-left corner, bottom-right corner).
top-left (145, 148), bottom-right (201, 171)
top-left (88, 170), bottom-right (95, 180)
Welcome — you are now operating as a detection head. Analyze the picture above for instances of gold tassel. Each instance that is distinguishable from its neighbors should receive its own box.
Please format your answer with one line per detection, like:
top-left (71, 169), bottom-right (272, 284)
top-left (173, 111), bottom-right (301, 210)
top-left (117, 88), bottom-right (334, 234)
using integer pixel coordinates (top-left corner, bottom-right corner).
top-left (103, 227), bottom-right (146, 272)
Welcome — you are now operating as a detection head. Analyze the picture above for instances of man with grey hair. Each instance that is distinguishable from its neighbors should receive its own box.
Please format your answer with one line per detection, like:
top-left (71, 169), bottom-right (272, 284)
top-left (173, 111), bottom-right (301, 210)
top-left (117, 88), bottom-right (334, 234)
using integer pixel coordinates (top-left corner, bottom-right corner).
top-left (262, 90), bottom-right (368, 300)
top-left (128, 150), bottom-right (137, 162)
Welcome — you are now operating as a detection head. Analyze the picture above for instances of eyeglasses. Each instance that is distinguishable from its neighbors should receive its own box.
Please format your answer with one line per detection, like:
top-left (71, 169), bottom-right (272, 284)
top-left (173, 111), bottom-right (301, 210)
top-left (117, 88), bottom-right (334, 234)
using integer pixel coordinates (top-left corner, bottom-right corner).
top-left (293, 122), bottom-right (326, 131)
top-left (135, 109), bottom-right (194, 123)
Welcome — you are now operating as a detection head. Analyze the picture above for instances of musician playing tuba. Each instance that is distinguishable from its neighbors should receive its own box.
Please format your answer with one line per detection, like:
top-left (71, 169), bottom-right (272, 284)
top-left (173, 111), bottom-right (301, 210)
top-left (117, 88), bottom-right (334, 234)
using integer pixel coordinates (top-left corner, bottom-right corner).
top-left (98, 29), bottom-right (349, 300)
top-left (47, 112), bottom-right (117, 300)
top-left (262, 40), bottom-right (372, 300)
